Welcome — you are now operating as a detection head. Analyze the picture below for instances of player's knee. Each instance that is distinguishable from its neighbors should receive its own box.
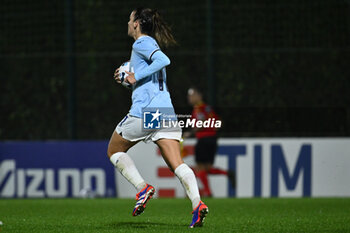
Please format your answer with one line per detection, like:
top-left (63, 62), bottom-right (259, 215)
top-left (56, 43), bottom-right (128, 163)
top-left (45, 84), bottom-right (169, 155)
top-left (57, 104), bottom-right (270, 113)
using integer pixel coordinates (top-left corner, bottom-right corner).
top-left (107, 141), bottom-right (133, 157)
top-left (107, 148), bottom-right (113, 158)
top-left (107, 145), bottom-right (123, 158)
top-left (107, 143), bottom-right (120, 158)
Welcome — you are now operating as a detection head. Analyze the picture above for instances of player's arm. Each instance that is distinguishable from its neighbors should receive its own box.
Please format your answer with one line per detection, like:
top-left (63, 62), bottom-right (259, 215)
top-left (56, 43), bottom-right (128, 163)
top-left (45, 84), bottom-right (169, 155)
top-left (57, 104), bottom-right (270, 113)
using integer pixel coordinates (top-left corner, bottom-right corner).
top-left (126, 51), bottom-right (170, 84)
top-left (135, 51), bottom-right (170, 81)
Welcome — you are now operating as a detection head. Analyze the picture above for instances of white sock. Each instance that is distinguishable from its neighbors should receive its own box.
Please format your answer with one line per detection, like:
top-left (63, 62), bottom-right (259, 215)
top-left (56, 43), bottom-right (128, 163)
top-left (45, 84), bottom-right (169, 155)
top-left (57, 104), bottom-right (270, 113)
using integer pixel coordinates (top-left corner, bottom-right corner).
top-left (174, 163), bottom-right (201, 209)
top-left (110, 152), bottom-right (146, 192)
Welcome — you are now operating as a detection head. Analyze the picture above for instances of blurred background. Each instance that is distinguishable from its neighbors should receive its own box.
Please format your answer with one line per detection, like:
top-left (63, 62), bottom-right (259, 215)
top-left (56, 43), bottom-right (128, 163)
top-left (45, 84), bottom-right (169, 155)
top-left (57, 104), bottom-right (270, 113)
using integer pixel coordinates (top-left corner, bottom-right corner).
top-left (1, 0), bottom-right (349, 140)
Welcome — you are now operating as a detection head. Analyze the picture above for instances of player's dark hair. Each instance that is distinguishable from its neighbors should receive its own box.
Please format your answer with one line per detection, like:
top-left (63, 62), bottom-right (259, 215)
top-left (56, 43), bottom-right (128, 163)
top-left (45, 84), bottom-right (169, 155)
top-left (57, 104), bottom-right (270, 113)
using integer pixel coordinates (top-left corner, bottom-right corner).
top-left (189, 87), bottom-right (203, 96)
top-left (133, 7), bottom-right (177, 48)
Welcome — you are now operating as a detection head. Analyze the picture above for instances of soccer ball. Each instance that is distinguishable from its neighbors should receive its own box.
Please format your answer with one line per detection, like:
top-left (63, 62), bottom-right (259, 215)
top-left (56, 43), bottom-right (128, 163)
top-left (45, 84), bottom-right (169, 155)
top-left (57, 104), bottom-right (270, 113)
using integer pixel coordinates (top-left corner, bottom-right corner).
top-left (119, 61), bottom-right (132, 89)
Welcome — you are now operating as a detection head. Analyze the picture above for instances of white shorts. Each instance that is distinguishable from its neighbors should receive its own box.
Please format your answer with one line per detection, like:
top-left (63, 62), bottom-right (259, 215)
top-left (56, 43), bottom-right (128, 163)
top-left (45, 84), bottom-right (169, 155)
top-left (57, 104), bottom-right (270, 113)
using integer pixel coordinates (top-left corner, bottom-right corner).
top-left (115, 114), bottom-right (182, 143)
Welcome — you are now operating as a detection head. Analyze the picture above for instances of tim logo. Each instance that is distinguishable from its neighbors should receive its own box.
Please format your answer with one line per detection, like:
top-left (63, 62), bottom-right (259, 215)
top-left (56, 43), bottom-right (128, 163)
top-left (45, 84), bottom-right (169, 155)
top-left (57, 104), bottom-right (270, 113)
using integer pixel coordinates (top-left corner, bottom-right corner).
top-left (143, 109), bottom-right (162, 129)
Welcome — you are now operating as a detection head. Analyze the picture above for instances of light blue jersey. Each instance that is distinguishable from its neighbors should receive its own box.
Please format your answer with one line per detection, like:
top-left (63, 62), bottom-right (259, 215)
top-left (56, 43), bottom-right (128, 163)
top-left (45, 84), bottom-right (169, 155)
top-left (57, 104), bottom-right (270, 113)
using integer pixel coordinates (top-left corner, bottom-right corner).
top-left (129, 36), bottom-right (176, 119)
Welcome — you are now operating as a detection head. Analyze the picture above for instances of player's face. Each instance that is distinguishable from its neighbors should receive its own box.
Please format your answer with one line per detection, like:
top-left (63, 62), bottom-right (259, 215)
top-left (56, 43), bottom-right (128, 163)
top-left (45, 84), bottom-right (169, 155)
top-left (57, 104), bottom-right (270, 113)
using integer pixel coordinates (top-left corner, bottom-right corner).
top-left (127, 11), bottom-right (136, 37)
top-left (187, 93), bottom-right (196, 106)
top-left (187, 89), bottom-right (201, 106)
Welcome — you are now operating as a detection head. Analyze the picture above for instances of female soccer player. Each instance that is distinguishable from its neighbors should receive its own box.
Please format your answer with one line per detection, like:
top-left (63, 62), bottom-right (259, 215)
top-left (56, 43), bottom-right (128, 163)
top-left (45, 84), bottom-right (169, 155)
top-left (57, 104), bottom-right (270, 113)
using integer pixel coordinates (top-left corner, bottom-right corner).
top-left (107, 8), bottom-right (208, 228)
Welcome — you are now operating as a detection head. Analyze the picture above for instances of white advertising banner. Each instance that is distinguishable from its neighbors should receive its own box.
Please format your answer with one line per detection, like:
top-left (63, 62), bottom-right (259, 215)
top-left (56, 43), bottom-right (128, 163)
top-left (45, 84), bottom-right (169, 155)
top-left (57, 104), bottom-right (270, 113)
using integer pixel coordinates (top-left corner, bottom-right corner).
top-left (1, 139), bottom-right (349, 198)
top-left (115, 138), bottom-right (350, 198)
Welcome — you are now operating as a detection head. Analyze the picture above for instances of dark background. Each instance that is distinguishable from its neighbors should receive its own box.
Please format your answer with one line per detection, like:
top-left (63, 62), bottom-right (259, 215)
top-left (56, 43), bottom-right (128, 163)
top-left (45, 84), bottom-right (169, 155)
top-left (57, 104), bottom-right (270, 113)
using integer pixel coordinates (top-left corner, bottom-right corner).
top-left (1, 0), bottom-right (349, 140)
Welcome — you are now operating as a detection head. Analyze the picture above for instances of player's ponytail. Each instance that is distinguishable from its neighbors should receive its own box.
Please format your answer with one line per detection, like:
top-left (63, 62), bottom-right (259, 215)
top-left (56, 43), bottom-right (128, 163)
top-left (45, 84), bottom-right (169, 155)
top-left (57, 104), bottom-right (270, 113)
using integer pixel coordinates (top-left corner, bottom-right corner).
top-left (152, 9), bottom-right (177, 48)
top-left (134, 7), bottom-right (177, 48)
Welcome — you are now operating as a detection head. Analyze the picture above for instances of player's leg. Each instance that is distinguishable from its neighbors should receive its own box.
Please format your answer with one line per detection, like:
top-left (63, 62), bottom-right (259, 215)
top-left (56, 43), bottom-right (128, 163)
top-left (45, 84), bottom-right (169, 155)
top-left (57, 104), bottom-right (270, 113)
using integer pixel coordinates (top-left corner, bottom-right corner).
top-left (207, 165), bottom-right (228, 174)
top-left (195, 138), bottom-right (213, 197)
top-left (107, 130), bottom-right (137, 156)
top-left (156, 139), bottom-right (198, 203)
top-left (196, 162), bottom-right (212, 197)
top-left (155, 138), bottom-right (183, 171)
top-left (205, 137), bottom-right (227, 175)
top-left (155, 138), bottom-right (208, 228)
top-left (107, 131), bottom-right (147, 192)
top-left (107, 116), bottom-right (155, 216)
top-left (204, 137), bottom-right (236, 189)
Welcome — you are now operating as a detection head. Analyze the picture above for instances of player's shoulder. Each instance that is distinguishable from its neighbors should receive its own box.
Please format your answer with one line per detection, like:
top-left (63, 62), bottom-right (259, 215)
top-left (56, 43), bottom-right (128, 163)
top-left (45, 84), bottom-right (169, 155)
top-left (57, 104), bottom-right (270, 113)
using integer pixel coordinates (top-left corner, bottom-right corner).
top-left (133, 36), bottom-right (159, 50)
top-left (197, 103), bottom-right (214, 114)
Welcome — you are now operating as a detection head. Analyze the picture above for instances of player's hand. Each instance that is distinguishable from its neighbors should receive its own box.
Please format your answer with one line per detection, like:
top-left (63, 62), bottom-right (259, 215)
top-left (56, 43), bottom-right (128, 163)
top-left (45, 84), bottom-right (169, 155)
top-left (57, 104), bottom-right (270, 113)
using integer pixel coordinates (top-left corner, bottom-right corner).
top-left (114, 68), bottom-right (121, 83)
top-left (125, 71), bottom-right (137, 85)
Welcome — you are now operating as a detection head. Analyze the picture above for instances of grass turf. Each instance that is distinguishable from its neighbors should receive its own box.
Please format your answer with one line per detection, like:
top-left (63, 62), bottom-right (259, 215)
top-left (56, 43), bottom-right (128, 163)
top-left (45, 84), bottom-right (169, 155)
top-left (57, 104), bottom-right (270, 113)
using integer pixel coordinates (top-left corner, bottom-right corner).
top-left (0, 198), bottom-right (350, 233)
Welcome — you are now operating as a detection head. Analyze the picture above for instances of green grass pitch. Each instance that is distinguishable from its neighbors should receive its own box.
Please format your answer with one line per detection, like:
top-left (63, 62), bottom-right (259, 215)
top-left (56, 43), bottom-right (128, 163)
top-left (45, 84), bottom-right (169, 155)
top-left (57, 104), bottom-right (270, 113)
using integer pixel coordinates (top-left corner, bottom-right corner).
top-left (1, 198), bottom-right (349, 232)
